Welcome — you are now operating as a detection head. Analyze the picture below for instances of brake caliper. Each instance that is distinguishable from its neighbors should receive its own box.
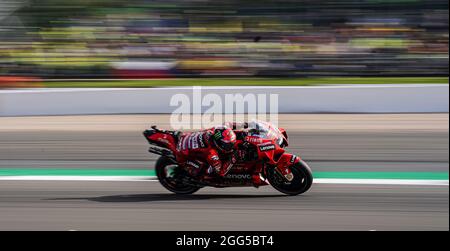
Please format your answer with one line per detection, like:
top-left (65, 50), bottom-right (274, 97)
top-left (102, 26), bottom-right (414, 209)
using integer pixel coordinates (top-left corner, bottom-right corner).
top-left (276, 167), bottom-right (294, 182)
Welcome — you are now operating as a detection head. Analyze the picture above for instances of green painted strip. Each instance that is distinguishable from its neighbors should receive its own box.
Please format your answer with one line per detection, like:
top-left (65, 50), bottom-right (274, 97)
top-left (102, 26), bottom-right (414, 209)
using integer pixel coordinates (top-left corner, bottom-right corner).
top-left (0, 169), bottom-right (448, 180)
top-left (0, 169), bottom-right (155, 177)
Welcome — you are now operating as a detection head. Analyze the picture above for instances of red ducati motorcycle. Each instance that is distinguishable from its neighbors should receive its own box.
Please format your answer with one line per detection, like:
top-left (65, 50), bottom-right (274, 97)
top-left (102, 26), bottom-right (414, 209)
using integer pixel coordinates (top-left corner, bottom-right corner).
top-left (143, 122), bottom-right (313, 195)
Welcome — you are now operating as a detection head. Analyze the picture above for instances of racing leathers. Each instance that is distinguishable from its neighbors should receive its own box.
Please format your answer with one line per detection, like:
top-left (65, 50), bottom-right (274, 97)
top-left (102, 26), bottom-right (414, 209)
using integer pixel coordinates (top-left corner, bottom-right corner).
top-left (175, 128), bottom-right (237, 177)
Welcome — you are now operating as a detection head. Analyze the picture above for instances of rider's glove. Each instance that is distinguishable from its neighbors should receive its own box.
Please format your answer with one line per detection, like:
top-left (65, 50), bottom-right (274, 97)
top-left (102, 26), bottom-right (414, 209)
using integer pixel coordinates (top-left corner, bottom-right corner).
top-left (230, 153), bottom-right (237, 164)
top-left (235, 149), bottom-right (246, 161)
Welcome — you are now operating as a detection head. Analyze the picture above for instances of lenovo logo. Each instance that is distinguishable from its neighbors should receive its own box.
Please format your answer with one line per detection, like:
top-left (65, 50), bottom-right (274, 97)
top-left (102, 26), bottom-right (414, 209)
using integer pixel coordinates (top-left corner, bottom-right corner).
top-left (259, 144), bottom-right (275, 152)
top-left (225, 174), bottom-right (252, 179)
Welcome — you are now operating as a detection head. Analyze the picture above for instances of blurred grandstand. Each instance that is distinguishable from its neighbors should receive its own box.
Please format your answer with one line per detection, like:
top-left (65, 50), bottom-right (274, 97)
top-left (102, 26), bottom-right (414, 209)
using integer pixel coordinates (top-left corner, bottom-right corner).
top-left (0, 0), bottom-right (448, 79)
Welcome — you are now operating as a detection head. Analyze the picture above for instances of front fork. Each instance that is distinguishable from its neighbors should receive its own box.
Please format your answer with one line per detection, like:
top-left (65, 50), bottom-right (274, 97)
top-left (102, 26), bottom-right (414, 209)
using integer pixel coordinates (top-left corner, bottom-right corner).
top-left (253, 158), bottom-right (295, 187)
top-left (273, 154), bottom-right (299, 182)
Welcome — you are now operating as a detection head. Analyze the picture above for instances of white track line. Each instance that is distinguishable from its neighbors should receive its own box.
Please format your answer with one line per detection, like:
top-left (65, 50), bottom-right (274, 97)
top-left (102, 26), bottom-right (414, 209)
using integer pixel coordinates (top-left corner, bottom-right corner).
top-left (314, 178), bottom-right (449, 186)
top-left (0, 176), bottom-right (447, 186)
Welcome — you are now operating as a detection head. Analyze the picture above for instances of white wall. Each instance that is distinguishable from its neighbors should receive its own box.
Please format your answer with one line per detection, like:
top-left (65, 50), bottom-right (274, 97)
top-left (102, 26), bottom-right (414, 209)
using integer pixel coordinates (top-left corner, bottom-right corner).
top-left (0, 85), bottom-right (448, 116)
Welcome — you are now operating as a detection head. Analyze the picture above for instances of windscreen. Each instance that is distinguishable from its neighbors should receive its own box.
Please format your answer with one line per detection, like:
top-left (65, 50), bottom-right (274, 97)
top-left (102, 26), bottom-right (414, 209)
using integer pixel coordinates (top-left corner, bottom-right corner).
top-left (248, 121), bottom-right (284, 146)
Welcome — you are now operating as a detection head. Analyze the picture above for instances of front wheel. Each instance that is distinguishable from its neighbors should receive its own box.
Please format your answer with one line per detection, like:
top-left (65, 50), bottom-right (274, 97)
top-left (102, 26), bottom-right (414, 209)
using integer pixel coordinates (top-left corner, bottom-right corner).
top-left (155, 156), bottom-right (201, 195)
top-left (267, 160), bottom-right (313, 196)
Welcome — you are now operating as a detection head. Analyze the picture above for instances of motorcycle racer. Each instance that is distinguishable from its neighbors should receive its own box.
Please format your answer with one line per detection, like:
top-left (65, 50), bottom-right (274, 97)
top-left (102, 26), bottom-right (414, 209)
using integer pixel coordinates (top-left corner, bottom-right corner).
top-left (175, 125), bottom-right (239, 177)
top-left (143, 121), bottom-right (313, 195)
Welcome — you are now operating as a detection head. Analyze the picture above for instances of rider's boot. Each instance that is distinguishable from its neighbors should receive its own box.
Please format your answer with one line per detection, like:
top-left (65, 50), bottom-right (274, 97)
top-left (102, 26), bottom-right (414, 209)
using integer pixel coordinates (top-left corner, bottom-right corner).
top-left (252, 174), bottom-right (269, 188)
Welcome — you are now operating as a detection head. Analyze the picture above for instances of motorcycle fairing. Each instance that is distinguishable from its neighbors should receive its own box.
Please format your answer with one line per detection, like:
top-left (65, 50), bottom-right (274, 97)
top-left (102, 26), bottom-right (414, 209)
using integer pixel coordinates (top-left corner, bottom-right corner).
top-left (143, 129), bottom-right (177, 153)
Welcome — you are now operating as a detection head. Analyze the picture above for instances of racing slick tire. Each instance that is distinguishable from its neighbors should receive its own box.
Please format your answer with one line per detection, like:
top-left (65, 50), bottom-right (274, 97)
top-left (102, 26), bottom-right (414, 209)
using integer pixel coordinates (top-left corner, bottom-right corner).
top-left (155, 156), bottom-right (201, 195)
top-left (267, 159), bottom-right (313, 196)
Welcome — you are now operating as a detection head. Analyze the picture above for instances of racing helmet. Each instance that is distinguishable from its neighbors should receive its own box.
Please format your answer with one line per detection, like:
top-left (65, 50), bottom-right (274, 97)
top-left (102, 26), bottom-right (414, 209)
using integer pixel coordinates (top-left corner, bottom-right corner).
top-left (211, 126), bottom-right (237, 153)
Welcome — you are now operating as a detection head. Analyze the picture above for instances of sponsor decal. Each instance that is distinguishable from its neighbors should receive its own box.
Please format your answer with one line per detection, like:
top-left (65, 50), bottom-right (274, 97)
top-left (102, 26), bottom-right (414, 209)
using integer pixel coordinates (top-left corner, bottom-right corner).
top-left (186, 160), bottom-right (200, 169)
top-left (214, 131), bottom-right (222, 140)
top-left (198, 133), bottom-right (206, 148)
top-left (225, 174), bottom-right (252, 179)
top-left (284, 172), bottom-right (294, 182)
top-left (179, 132), bottom-right (208, 150)
top-left (158, 138), bottom-right (170, 145)
top-left (259, 143), bottom-right (275, 152)
top-left (211, 155), bottom-right (219, 161)
top-left (230, 163), bottom-right (246, 170)
top-left (290, 155), bottom-right (297, 163)
top-left (245, 136), bottom-right (263, 144)
top-left (191, 134), bottom-right (199, 149)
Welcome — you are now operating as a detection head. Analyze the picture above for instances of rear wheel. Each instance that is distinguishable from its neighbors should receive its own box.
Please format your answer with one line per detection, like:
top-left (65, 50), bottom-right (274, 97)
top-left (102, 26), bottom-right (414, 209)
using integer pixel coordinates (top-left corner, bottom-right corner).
top-left (267, 159), bottom-right (313, 196)
top-left (155, 156), bottom-right (201, 194)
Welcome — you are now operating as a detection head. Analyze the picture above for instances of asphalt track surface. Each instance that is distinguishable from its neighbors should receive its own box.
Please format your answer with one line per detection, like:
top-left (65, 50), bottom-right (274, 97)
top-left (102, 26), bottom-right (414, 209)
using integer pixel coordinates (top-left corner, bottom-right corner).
top-left (0, 181), bottom-right (448, 231)
top-left (0, 114), bottom-right (448, 230)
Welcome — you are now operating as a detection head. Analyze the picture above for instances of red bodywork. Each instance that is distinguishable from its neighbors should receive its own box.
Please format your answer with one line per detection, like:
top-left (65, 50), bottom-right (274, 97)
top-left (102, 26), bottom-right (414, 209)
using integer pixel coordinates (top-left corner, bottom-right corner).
top-left (144, 125), bottom-right (301, 188)
top-left (145, 131), bottom-right (178, 153)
